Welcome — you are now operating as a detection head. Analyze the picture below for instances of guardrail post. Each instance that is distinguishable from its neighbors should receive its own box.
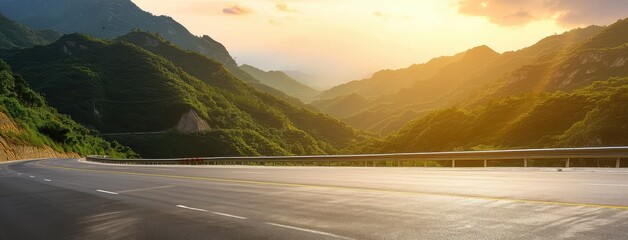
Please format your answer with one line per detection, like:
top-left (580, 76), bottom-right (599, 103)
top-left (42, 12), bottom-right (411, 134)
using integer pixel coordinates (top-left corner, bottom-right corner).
top-left (617, 158), bottom-right (621, 168)
top-left (397, 161), bottom-right (401, 167)
top-left (483, 159), bottom-right (487, 168)
top-left (524, 159), bottom-right (528, 167)
top-left (566, 158), bottom-right (570, 168)
top-left (452, 160), bottom-right (456, 168)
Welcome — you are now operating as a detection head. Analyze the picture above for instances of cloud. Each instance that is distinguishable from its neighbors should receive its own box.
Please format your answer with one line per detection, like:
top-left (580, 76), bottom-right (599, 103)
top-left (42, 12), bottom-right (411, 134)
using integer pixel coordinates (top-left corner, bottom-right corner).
top-left (457, 0), bottom-right (628, 27)
top-left (372, 11), bottom-right (392, 21)
top-left (551, 0), bottom-right (628, 26)
top-left (276, 3), bottom-right (297, 13)
top-left (222, 5), bottom-right (252, 15)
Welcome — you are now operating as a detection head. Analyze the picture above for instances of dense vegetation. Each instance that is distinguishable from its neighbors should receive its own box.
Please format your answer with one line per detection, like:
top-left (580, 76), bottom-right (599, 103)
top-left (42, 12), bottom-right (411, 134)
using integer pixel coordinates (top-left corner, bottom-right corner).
top-left (357, 77), bottom-right (628, 153)
top-left (0, 13), bottom-right (61, 49)
top-left (0, 0), bottom-right (234, 67)
top-left (351, 19), bottom-right (628, 153)
top-left (313, 25), bottom-right (607, 134)
top-left (5, 33), bottom-right (363, 157)
top-left (0, 0), bottom-right (301, 103)
top-left (0, 59), bottom-right (136, 157)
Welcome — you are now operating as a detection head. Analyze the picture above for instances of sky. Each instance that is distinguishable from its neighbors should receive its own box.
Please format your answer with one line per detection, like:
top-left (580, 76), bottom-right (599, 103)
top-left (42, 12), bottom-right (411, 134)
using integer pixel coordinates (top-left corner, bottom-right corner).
top-left (131, 0), bottom-right (627, 89)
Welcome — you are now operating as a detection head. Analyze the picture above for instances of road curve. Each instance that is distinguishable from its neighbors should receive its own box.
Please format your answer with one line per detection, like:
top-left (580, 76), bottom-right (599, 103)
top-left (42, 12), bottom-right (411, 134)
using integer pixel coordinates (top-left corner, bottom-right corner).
top-left (1, 158), bottom-right (628, 239)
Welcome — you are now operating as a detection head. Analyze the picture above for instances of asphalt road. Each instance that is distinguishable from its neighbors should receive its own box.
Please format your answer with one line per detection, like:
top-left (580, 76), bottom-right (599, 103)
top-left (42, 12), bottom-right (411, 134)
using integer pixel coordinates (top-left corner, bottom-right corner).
top-left (1, 159), bottom-right (628, 239)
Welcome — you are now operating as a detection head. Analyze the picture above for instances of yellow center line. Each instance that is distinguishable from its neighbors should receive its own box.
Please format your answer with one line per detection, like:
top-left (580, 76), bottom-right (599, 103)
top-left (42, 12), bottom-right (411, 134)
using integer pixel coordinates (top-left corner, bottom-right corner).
top-left (35, 161), bottom-right (628, 211)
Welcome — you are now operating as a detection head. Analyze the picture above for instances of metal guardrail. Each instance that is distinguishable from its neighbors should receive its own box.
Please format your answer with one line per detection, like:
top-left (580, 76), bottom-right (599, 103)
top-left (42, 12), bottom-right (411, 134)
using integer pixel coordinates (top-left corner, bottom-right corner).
top-left (86, 147), bottom-right (628, 168)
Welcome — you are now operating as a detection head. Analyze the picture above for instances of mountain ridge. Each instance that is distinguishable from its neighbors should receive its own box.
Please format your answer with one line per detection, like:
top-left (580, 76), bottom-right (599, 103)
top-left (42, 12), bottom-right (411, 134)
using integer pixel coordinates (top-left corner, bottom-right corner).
top-left (240, 64), bottom-right (320, 102)
top-left (0, 12), bottom-right (62, 49)
top-left (5, 32), bottom-right (364, 157)
top-left (0, 0), bottom-right (302, 104)
top-left (319, 24), bottom-right (607, 134)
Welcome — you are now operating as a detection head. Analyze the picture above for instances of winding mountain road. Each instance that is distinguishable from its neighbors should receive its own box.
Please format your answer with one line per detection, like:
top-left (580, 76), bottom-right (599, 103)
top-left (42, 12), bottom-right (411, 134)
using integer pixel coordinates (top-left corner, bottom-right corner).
top-left (1, 158), bottom-right (628, 239)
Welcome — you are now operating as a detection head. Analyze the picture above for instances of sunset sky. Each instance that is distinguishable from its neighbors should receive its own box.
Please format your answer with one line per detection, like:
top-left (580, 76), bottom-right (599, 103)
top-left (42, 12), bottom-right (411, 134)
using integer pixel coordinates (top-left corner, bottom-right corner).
top-left (132, 0), bottom-right (626, 88)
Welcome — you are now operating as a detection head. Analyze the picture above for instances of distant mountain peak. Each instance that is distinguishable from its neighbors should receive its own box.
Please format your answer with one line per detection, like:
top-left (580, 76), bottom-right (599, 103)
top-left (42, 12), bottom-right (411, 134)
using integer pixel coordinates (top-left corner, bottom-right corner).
top-left (463, 45), bottom-right (500, 61)
top-left (0, 0), bottom-right (238, 70)
top-left (240, 64), bottom-right (320, 101)
top-left (0, 12), bottom-right (62, 49)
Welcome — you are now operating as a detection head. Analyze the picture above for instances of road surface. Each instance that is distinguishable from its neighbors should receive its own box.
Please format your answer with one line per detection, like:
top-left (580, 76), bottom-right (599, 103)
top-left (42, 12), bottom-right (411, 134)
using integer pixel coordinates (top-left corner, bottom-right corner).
top-left (1, 158), bottom-right (628, 239)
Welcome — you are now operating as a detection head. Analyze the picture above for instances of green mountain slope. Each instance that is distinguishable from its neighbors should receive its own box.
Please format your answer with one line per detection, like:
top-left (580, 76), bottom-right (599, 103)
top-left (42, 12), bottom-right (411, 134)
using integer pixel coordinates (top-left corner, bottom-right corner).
top-left (0, 59), bottom-right (136, 158)
top-left (357, 19), bottom-right (628, 153)
top-left (240, 64), bottom-right (320, 102)
top-left (0, 0), bottom-right (294, 103)
top-left (6, 33), bottom-right (362, 158)
top-left (0, 0), bottom-right (234, 68)
top-left (360, 77), bottom-right (628, 153)
top-left (310, 93), bottom-right (370, 118)
top-left (116, 31), bottom-right (359, 146)
top-left (472, 19), bottom-right (627, 105)
top-left (315, 54), bottom-right (463, 101)
top-left (0, 13), bottom-right (61, 49)
top-left (341, 45), bottom-right (501, 133)
top-left (320, 25), bottom-right (605, 134)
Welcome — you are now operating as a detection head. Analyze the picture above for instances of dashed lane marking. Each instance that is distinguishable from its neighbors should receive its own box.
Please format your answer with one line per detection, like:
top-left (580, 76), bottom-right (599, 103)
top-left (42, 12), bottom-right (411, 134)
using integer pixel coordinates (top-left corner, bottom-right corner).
top-left (96, 189), bottom-right (119, 195)
top-left (266, 222), bottom-right (354, 240)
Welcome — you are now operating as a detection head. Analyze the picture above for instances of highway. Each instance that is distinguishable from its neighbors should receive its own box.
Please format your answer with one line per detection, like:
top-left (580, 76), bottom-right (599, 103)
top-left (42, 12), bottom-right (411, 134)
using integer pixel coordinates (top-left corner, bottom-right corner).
top-left (1, 159), bottom-right (628, 239)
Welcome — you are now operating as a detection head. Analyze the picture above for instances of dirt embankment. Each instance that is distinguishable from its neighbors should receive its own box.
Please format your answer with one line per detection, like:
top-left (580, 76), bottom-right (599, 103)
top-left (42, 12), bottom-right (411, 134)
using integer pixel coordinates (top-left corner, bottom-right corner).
top-left (175, 109), bottom-right (210, 134)
top-left (0, 112), bottom-right (78, 162)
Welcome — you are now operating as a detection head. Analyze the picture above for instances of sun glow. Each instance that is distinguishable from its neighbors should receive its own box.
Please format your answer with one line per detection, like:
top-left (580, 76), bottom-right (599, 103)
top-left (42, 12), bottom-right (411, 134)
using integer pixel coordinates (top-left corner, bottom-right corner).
top-left (132, 0), bottom-right (573, 87)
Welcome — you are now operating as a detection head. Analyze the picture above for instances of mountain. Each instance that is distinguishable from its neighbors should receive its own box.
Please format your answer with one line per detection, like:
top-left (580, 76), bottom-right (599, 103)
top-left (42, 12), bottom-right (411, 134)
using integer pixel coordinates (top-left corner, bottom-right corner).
top-left (0, 0), bottom-right (296, 103)
top-left (356, 19), bottom-right (628, 153)
top-left (359, 77), bottom-right (628, 153)
top-left (0, 13), bottom-right (61, 49)
top-left (0, 59), bottom-right (136, 160)
top-left (316, 54), bottom-right (464, 101)
top-left (471, 19), bottom-right (627, 105)
top-left (5, 32), bottom-right (363, 158)
top-left (329, 45), bottom-right (500, 132)
top-left (317, 25), bottom-right (605, 134)
top-left (283, 71), bottom-right (325, 90)
top-left (240, 64), bottom-right (320, 102)
top-left (0, 0), bottom-right (234, 67)
top-left (310, 93), bottom-right (370, 118)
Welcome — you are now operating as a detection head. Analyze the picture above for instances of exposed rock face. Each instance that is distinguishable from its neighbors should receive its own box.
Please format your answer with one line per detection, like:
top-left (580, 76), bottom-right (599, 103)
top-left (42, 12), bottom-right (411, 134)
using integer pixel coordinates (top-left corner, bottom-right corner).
top-left (0, 112), bottom-right (78, 162)
top-left (175, 110), bottom-right (210, 134)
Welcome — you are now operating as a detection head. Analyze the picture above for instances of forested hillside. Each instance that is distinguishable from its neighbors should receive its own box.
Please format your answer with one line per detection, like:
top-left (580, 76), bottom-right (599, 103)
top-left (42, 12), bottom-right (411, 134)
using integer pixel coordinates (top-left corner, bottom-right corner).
top-left (0, 60), bottom-right (136, 159)
top-left (355, 19), bottom-right (628, 153)
top-left (359, 77), bottom-right (628, 153)
top-left (0, 0), bottom-right (302, 104)
top-left (315, 25), bottom-right (606, 134)
top-left (0, 13), bottom-right (61, 49)
top-left (4, 33), bottom-right (363, 158)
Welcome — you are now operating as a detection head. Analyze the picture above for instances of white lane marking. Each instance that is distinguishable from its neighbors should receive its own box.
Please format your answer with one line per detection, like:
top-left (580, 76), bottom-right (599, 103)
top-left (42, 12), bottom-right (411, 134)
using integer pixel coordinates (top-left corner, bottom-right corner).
top-left (29, 176), bottom-right (35, 178)
top-left (176, 205), bottom-right (207, 212)
top-left (17, 173), bottom-right (22, 175)
top-left (211, 212), bottom-right (247, 220)
top-left (96, 190), bottom-right (119, 195)
top-left (265, 222), bottom-right (354, 240)
top-left (580, 183), bottom-right (628, 187)
top-left (44, 179), bottom-right (52, 182)
top-left (118, 185), bottom-right (174, 193)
